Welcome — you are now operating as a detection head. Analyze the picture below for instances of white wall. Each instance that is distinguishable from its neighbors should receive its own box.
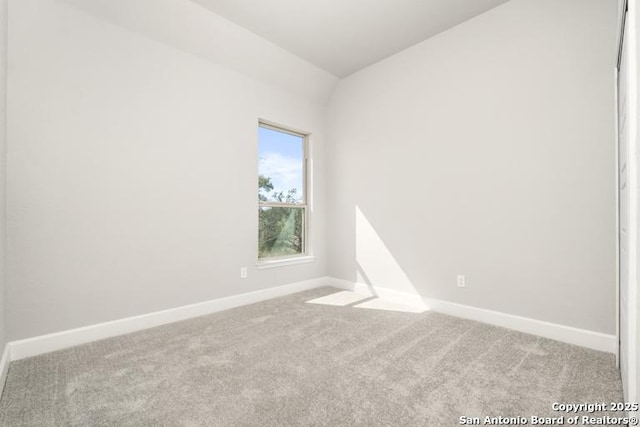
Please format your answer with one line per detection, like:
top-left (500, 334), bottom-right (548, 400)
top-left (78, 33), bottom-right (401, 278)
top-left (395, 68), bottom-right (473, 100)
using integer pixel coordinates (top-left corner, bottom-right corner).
top-left (327, 0), bottom-right (618, 334)
top-left (0, 0), bottom-right (6, 350)
top-left (58, 0), bottom-right (337, 105)
top-left (6, 0), bottom-right (336, 340)
top-left (4, 0), bottom-right (621, 342)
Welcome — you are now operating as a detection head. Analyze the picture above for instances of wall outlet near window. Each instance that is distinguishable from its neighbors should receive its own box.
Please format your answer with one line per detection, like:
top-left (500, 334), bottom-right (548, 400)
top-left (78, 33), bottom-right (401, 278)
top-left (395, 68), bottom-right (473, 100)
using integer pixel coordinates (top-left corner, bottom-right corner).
top-left (240, 267), bottom-right (247, 279)
top-left (457, 275), bottom-right (465, 288)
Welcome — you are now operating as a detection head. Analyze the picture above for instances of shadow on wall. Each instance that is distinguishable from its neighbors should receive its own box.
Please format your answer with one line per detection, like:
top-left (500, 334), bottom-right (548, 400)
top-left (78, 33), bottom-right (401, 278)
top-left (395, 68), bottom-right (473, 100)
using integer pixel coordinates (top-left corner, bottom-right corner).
top-left (355, 205), bottom-right (424, 298)
top-left (306, 206), bottom-right (429, 314)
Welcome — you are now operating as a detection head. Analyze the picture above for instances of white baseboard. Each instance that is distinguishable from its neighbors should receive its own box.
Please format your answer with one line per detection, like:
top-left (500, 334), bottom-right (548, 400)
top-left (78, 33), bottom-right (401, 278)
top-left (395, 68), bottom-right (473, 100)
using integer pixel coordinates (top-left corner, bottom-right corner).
top-left (327, 278), bottom-right (616, 354)
top-left (9, 277), bottom-right (331, 361)
top-left (425, 298), bottom-right (616, 354)
top-left (6, 275), bottom-right (616, 364)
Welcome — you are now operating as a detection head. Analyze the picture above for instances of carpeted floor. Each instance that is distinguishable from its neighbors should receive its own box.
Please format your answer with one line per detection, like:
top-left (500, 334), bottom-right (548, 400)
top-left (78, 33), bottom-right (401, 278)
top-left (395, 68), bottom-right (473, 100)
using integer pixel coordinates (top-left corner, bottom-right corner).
top-left (0, 287), bottom-right (623, 426)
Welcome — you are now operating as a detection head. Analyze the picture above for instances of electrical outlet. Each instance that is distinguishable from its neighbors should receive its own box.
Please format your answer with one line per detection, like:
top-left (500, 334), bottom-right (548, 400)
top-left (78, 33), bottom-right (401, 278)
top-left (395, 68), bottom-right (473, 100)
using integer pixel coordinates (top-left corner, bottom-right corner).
top-left (240, 267), bottom-right (247, 279)
top-left (457, 275), bottom-right (465, 288)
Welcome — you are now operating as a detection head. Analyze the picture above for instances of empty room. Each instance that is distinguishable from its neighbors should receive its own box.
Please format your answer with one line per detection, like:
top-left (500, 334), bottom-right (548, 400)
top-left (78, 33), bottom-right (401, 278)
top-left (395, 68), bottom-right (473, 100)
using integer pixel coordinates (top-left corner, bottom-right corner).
top-left (0, 0), bottom-right (637, 425)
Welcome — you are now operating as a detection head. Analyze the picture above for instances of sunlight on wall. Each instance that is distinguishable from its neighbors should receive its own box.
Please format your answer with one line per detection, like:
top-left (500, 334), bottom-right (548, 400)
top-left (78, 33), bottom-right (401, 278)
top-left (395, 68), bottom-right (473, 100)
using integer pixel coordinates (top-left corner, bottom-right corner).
top-left (355, 206), bottom-right (423, 298)
top-left (304, 206), bottom-right (428, 314)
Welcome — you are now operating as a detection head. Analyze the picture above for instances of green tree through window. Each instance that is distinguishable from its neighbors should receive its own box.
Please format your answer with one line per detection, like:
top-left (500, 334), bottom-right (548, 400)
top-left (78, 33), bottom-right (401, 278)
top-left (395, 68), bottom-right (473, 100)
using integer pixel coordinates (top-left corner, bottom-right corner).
top-left (258, 124), bottom-right (307, 259)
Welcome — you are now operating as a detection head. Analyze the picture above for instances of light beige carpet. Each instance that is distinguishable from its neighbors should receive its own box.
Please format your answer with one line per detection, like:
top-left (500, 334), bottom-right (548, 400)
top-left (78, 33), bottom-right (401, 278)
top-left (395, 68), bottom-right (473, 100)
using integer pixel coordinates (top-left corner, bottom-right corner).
top-left (0, 287), bottom-right (623, 426)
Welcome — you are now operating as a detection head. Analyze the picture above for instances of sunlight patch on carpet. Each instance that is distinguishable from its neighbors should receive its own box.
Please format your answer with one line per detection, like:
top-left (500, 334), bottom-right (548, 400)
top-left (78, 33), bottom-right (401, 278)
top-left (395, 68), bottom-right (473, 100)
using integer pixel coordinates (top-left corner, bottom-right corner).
top-left (306, 290), bottom-right (426, 313)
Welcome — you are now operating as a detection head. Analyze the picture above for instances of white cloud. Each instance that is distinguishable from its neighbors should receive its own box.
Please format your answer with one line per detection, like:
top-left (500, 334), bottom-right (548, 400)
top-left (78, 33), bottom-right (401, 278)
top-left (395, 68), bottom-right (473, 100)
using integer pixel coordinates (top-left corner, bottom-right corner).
top-left (259, 152), bottom-right (303, 200)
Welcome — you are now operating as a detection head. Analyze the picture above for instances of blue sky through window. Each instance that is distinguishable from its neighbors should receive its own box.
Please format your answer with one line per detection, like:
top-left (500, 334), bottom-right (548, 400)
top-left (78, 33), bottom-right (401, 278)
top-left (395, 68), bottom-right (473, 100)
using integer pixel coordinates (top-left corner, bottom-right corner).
top-left (258, 126), bottom-right (304, 203)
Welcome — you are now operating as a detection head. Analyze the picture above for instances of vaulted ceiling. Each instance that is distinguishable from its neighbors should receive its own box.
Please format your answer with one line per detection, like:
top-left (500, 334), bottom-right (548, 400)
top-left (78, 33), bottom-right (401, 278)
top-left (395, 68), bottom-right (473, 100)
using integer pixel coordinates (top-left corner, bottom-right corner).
top-left (191, 0), bottom-right (511, 77)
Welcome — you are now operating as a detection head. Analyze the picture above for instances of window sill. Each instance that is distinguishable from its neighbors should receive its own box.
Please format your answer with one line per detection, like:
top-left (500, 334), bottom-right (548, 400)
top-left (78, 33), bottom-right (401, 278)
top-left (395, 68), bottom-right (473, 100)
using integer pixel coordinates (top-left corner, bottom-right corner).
top-left (256, 255), bottom-right (316, 270)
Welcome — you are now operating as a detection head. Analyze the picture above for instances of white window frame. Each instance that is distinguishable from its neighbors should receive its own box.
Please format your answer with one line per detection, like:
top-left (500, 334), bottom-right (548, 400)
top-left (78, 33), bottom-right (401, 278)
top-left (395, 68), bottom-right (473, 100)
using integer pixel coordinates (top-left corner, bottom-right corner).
top-left (257, 121), bottom-right (314, 268)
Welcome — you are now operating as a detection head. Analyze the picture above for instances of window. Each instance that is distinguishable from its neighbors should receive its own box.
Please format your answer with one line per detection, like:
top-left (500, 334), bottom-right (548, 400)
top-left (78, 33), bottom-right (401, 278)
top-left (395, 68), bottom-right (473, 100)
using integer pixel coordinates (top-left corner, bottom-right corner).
top-left (258, 122), bottom-right (308, 261)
